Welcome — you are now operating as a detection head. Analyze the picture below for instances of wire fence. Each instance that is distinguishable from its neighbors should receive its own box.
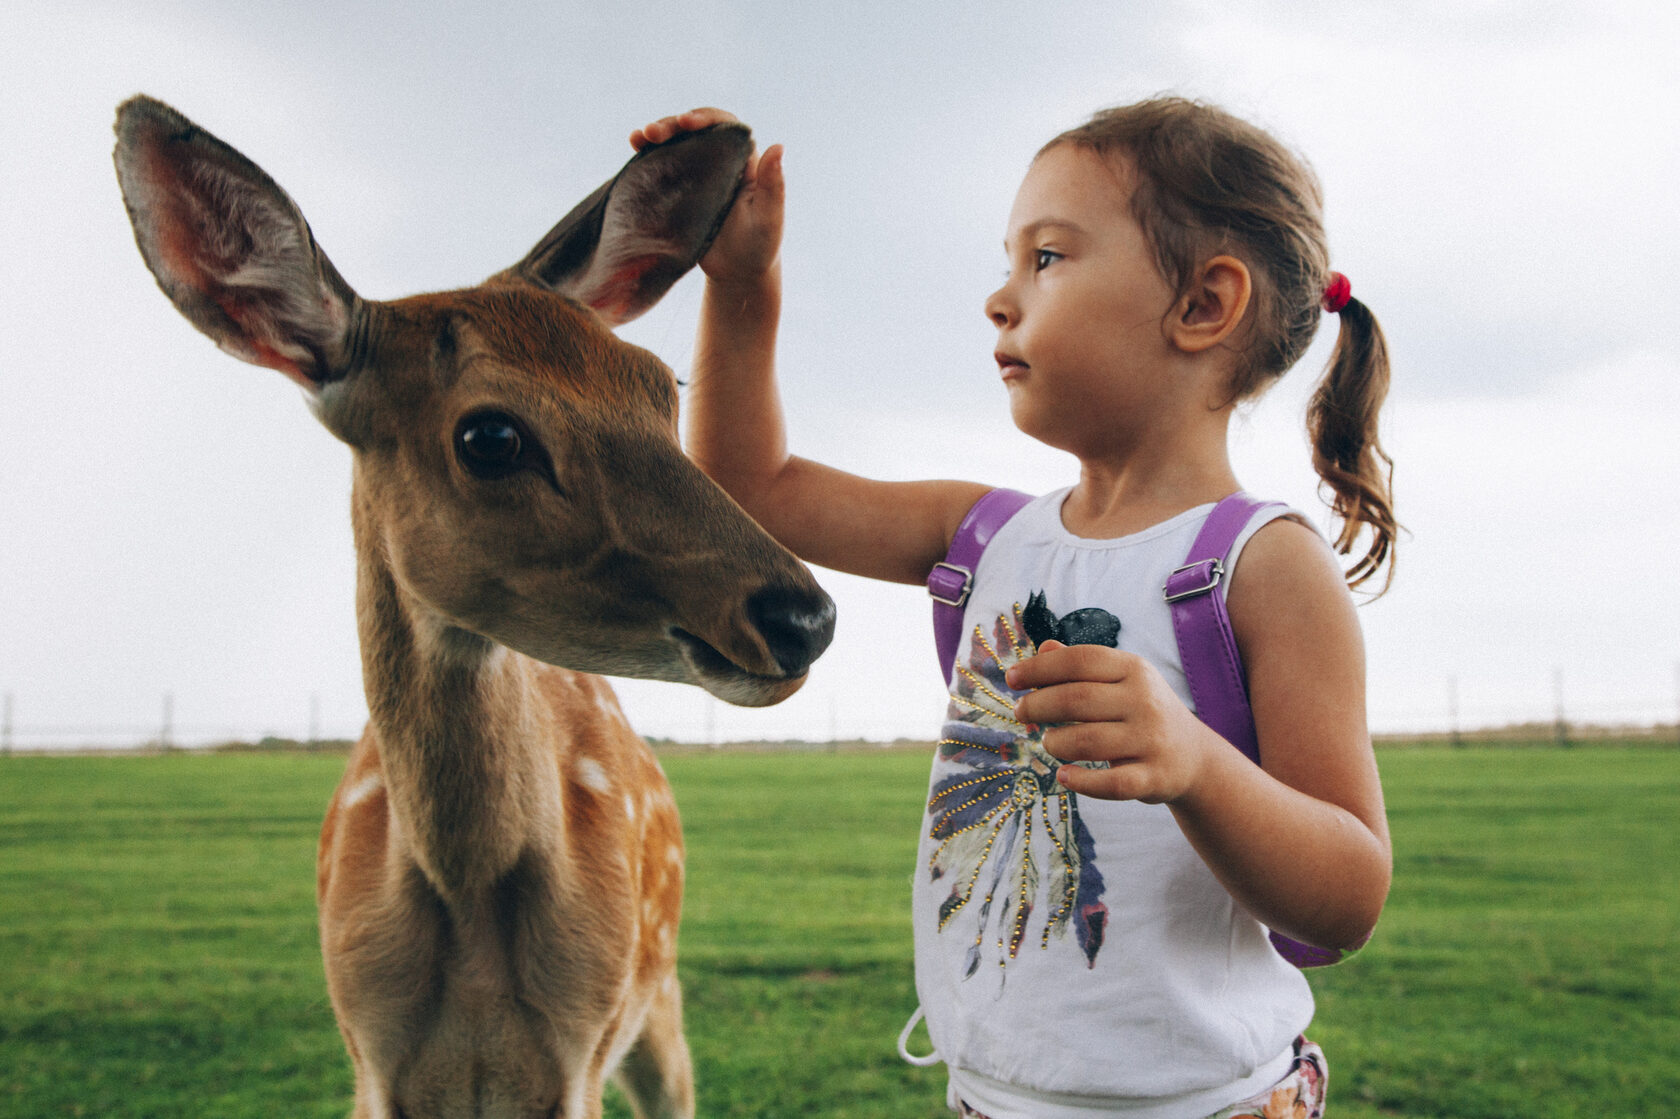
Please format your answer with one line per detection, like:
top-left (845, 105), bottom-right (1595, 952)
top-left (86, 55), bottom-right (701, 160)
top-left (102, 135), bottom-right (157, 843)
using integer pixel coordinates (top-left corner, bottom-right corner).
top-left (5, 675), bottom-right (1678, 754)
top-left (0, 690), bottom-right (358, 754)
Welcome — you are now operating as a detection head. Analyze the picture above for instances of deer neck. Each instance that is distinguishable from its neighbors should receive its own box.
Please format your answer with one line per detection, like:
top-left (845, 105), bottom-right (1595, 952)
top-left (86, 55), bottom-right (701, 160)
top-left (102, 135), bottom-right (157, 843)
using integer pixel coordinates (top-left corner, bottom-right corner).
top-left (350, 483), bottom-right (567, 900)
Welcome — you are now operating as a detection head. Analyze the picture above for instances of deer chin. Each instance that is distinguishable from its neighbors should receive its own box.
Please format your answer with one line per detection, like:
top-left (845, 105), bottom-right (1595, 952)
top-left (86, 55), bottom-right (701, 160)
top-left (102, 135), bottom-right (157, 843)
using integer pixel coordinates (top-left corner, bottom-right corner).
top-left (670, 629), bottom-right (808, 708)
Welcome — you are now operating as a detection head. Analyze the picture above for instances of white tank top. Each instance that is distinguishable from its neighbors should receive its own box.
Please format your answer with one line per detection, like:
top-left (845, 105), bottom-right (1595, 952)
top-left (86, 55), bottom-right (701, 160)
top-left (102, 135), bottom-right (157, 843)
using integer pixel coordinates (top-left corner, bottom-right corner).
top-left (910, 490), bottom-right (1314, 1119)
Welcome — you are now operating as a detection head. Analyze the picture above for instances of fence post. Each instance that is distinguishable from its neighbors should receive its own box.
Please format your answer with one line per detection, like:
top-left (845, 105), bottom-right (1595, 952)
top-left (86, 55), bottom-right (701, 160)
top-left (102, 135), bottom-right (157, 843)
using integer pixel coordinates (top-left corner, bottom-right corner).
top-left (1447, 675), bottom-right (1462, 748)
top-left (160, 692), bottom-right (175, 751)
top-left (1552, 668), bottom-right (1569, 748)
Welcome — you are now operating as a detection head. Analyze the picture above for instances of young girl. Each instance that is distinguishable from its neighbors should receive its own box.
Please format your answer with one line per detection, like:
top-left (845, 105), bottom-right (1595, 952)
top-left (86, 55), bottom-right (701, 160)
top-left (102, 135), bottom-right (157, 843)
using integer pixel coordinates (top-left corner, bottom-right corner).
top-left (632, 98), bottom-right (1394, 1119)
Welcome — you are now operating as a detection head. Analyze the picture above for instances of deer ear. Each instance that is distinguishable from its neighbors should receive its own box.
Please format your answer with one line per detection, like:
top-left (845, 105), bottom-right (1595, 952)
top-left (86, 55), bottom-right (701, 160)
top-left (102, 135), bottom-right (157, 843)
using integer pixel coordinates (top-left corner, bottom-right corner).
top-left (113, 95), bottom-right (360, 391)
top-left (507, 124), bottom-right (753, 326)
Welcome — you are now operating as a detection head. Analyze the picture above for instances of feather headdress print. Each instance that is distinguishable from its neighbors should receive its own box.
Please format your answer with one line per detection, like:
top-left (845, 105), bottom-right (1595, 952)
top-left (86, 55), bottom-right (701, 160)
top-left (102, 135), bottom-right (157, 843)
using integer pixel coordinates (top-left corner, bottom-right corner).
top-left (927, 594), bottom-right (1118, 976)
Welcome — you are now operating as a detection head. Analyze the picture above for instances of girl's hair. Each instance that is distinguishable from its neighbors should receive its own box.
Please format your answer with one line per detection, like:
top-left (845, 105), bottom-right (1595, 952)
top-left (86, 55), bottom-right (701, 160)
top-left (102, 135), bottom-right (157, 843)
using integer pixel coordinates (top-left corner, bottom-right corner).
top-left (1045, 98), bottom-right (1396, 592)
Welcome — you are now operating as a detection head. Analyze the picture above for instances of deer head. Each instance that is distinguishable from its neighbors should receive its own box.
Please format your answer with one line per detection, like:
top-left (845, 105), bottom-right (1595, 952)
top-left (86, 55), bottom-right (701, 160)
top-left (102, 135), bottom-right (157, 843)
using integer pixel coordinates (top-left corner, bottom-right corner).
top-left (113, 95), bottom-right (833, 706)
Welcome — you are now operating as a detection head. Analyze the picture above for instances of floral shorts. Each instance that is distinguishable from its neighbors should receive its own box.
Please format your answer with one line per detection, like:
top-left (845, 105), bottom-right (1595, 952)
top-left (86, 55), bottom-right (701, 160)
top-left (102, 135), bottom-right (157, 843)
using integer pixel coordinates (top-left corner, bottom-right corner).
top-left (958, 1036), bottom-right (1327, 1119)
top-left (1207, 1037), bottom-right (1326, 1119)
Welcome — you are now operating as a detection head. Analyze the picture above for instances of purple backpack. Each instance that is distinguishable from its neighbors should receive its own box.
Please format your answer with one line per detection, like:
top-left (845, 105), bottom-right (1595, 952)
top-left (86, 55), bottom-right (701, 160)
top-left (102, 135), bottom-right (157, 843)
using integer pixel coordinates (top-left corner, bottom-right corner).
top-left (928, 489), bottom-right (1351, 968)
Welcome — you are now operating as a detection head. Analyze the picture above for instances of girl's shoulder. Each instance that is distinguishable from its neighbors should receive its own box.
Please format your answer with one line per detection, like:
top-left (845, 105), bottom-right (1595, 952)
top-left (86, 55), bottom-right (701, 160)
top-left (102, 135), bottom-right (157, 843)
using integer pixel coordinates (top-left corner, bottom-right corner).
top-left (1225, 513), bottom-right (1366, 729)
top-left (1228, 513), bottom-right (1349, 609)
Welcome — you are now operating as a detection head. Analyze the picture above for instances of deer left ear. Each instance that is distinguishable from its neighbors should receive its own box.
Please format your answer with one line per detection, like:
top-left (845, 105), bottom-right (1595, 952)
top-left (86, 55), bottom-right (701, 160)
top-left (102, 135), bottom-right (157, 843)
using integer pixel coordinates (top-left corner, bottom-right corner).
top-left (506, 124), bottom-right (753, 326)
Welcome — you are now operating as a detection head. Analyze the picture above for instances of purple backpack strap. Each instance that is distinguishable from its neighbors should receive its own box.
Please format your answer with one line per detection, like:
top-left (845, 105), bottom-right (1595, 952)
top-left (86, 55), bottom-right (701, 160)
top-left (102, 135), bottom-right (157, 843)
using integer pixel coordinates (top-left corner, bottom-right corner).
top-left (1166, 493), bottom-right (1350, 969)
top-left (1163, 493), bottom-right (1285, 765)
top-left (929, 489), bottom-right (1033, 681)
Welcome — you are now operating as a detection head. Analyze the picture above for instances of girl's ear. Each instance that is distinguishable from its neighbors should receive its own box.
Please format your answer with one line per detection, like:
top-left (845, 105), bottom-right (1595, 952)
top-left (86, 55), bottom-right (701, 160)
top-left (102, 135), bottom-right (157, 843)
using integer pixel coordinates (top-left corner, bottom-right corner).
top-left (1169, 255), bottom-right (1252, 354)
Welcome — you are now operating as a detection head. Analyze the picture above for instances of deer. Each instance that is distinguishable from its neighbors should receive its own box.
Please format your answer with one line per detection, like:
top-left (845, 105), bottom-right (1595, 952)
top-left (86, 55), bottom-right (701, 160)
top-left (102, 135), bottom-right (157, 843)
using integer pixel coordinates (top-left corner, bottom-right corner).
top-left (112, 94), bottom-right (835, 1119)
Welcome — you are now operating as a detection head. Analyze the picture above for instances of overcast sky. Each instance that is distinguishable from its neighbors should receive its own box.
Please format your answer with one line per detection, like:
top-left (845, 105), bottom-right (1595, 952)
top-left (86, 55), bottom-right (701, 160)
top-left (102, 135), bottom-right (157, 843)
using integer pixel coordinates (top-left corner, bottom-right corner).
top-left (2, 0), bottom-right (1676, 747)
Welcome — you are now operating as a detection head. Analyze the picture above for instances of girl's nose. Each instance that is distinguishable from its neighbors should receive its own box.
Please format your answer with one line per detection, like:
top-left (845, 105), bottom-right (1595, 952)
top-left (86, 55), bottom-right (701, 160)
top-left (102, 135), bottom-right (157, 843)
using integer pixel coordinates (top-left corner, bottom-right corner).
top-left (984, 282), bottom-right (1014, 328)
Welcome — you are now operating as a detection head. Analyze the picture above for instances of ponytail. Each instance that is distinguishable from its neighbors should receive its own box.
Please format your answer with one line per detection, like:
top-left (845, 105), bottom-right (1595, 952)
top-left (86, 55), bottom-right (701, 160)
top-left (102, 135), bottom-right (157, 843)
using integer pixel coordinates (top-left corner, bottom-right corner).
top-left (1308, 296), bottom-right (1396, 594)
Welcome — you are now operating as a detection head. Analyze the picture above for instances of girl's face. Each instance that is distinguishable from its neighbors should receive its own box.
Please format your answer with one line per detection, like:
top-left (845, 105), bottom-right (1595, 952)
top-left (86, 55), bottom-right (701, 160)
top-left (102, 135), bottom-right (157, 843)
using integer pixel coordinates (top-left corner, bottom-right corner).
top-left (985, 144), bottom-right (1182, 455)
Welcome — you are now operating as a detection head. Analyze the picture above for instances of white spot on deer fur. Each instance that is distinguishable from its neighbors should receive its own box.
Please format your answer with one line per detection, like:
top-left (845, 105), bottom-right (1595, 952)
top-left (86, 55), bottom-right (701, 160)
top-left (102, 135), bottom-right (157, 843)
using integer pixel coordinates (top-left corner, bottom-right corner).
top-left (576, 757), bottom-right (612, 794)
top-left (594, 690), bottom-right (625, 723)
top-left (341, 772), bottom-right (383, 810)
top-left (624, 793), bottom-right (637, 820)
top-left (362, 1075), bottom-right (391, 1119)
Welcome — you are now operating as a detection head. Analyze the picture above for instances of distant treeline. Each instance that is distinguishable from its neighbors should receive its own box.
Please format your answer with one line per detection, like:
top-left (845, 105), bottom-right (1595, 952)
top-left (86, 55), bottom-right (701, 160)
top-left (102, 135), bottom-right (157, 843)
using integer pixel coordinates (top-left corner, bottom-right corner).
top-left (1373, 723), bottom-right (1680, 749)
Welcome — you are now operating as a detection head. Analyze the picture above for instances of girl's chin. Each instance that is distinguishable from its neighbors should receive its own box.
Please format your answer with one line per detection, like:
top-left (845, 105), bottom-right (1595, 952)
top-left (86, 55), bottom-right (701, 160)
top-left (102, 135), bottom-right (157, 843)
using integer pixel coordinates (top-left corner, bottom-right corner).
top-left (1006, 406), bottom-right (1103, 460)
top-left (1005, 395), bottom-right (1059, 444)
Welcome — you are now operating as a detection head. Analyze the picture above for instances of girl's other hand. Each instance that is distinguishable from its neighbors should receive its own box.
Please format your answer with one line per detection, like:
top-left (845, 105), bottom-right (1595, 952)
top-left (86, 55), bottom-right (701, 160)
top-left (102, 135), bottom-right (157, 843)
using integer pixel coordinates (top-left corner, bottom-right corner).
top-left (629, 107), bottom-right (783, 287)
top-left (1007, 640), bottom-right (1223, 804)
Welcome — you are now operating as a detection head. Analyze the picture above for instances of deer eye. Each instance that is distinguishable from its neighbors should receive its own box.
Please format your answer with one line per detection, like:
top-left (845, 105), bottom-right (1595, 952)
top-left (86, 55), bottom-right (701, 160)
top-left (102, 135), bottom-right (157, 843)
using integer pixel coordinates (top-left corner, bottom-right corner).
top-left (460, 409), bottom-right (551, 480)
top-left (456, 414), bottom-right (522, 476)
top-left (453, 411), bottom-right (565, 493)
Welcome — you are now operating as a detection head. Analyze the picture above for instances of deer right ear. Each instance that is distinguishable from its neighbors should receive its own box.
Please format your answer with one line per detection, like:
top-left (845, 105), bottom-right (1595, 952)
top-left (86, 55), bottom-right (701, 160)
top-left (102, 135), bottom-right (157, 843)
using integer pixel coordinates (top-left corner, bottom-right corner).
top-left (506, 123), bottom-right (753, 326)
top-left (113, 96), bottom-right (360, 392)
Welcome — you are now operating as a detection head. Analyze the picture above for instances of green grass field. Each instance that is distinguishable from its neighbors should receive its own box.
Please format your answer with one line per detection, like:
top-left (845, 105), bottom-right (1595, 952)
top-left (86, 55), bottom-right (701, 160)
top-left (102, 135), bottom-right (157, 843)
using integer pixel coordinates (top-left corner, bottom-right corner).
top-left (2, 745), bottom-right (1676, 1117)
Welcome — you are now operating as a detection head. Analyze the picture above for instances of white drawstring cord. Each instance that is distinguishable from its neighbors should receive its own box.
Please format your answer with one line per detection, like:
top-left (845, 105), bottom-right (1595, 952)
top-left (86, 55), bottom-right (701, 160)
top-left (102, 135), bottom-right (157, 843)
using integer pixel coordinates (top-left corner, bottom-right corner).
top-left (896, 1005), bottom-right (942, 1067)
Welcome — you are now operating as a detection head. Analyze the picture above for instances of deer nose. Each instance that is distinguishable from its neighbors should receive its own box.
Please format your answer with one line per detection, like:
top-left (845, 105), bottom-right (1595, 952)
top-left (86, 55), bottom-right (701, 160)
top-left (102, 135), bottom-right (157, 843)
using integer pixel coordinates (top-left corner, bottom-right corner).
top-left (746, 585), bottom-right (836, 677)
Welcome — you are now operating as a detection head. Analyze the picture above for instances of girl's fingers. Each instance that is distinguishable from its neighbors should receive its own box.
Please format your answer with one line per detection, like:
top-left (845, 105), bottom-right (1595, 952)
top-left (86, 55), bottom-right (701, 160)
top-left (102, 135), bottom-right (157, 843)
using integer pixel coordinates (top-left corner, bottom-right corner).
top-left (1040, 721), bottom-right (1127, 763)
top-left (1015, 680), bottom-right (1129, 727)
top-left (1055, 762), bottom-right (1128, 800)
top-left (1058, 754), bottom-right (1174, 803)
top-left (630, 108), bottom-right (741, 150)
top-left (736, 144), bottom-right (784, 217)
top-left (1006, 642), bottom-right (1133, 691)
top-left (678, 107), bottom-right (739, 127)
top-left (755, 143), bottom-right (785, 195)
top-left (1007, 638), bottom-right (1067, 690)
top-left (632, 117), bottom-right (686, 148)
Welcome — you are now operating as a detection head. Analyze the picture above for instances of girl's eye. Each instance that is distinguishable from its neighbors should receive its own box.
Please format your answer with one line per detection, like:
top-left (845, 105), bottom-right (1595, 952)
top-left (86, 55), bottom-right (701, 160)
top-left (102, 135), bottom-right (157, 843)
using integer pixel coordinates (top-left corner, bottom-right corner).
top-left (1034, 249), bottom-right (1061, 271)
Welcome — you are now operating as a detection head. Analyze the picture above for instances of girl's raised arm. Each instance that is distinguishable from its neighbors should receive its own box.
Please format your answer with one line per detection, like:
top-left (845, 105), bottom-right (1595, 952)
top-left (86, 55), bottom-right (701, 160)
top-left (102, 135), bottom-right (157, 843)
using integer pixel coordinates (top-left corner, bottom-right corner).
top-left (637, 110), bottom-right (987, 585)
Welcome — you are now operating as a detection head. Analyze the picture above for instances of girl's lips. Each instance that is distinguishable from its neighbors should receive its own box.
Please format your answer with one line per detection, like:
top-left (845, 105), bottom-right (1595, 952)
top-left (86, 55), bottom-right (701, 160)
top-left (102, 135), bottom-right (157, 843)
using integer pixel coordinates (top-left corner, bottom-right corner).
top-left (995, 352), bottom-right (1029, 380)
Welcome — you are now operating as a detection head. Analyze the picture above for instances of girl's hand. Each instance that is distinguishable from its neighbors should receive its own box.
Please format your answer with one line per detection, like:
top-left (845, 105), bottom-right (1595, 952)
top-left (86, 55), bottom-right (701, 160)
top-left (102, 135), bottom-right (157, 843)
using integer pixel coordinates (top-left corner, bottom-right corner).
top-left (1007, 640), bottom-right (1224, 804)
top-left (629, 108), bottom-right (783, 287)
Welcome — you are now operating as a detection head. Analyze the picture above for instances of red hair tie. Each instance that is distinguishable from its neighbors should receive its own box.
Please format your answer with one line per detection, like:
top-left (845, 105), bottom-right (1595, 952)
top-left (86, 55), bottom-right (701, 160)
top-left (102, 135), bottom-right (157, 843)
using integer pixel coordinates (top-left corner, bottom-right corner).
top-left (1322, 272), bottom-right (1352, 314)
